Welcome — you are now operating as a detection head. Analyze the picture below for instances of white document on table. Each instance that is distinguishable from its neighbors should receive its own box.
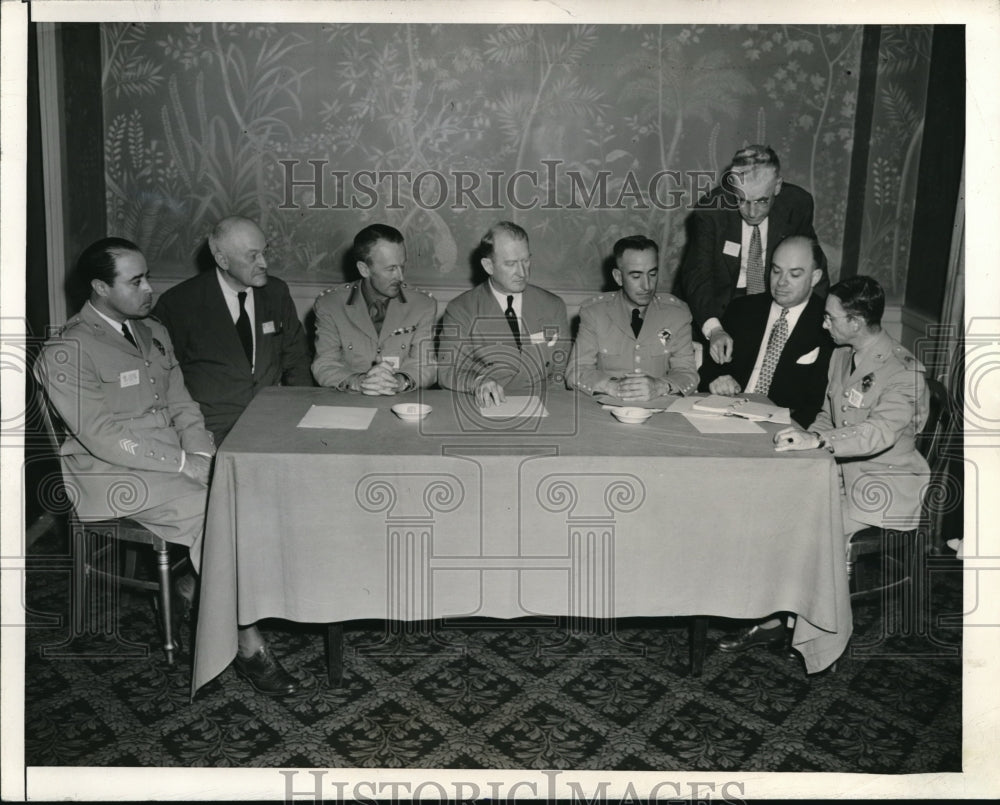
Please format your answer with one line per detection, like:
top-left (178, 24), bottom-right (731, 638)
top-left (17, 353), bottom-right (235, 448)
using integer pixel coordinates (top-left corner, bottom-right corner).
top-left (479, 396), bottom-right (549, 418)
top-left (296, 405), bottom-right (377, 430)
top-left (682, 413), bottom-right (764, 434)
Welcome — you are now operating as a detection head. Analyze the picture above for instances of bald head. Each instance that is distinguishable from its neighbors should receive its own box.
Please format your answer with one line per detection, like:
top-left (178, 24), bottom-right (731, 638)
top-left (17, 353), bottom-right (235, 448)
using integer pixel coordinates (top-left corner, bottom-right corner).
top-left (210, 216), bottom-right (269, 290)
top-left (769, 235), bottom-right (822, 308)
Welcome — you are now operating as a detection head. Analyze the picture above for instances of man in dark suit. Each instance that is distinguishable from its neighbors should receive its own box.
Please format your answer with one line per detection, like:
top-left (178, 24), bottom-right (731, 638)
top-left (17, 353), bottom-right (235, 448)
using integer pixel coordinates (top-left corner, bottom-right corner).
top-left (438, 221), bottom-right (569, 407)
top-left (153, 216), bottom-right (313, 444)
top-left (698, 235), bottom-right (833, 428)
top-left (678, 145), bottom-right (827, 366)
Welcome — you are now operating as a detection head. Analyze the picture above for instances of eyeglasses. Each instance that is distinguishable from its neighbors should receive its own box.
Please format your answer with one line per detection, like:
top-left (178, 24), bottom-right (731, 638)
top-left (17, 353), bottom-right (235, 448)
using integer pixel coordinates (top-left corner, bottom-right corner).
top-left (822, 312), bottom-right (853, 324)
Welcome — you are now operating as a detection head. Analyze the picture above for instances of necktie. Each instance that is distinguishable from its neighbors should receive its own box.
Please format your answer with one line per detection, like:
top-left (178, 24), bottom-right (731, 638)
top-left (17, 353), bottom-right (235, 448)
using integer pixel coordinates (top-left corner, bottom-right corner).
top-left (121, 322), bottom-right (138, 350)
top-left (631, 308), bottom-right (643, 338)
top-left (754, 307), bottom-right (788, 395)
top-left (746, 224), bottom-right (765, 295)
top-left (369, 298), bottom-right (386, 334)
top-left (236, 291), bottom-right (253, 366)
top-left (504, 295), bottom-right (522, 350)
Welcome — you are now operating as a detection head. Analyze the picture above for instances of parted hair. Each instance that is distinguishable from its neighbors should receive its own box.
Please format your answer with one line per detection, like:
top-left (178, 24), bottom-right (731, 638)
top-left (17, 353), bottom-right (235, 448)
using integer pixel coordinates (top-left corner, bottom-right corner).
top-left (829, 275), bottom-right (886, 328)
top-left (77, 237), bottom-right (142, 287)
top-left (479, 221), bottom-right (529, 261)
top-left (353, 223), bottom-right (405, 265)
top-left (613, 235), bottom-right (659, 264)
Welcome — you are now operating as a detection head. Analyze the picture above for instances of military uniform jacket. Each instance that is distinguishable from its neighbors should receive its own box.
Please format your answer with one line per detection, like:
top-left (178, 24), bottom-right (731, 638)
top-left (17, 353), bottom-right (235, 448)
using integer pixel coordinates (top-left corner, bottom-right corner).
top-left (312, 282), bottom-right (437, 390)
top-left (814, 330), bottom-right (930, 530)
top-left (698, 293), bottom-right (833, 427)
top-left (438, 282), bottom-right (570, 394)
top-left (566, 290), bottom-right (699, 396)
top-left (678, 182), bottom-right (826, 332)
top-left (35, 303), bottom-right (215, 522)
top-left (153, 270), bottom-right (313, 443)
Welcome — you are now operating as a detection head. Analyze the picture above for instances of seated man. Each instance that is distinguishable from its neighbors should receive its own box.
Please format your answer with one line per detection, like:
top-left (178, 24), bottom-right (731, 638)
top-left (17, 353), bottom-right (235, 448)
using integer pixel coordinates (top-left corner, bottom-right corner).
top-left (566, 234), bottom-right (698, 400)
top-left (312, 223), bottom-right (437, 393)
top-left (438, 221), bottom-right (569, 407)
top-left (153, 215), bottom-right (313, 445)
top-left (698, 235), bottom-right (834, 427)
top-left (37, 238), bottom-right (299, 695)
top-left (719, 275), bottom-right (929, 654)
top-left (678, 144), bottom-right (827, 366)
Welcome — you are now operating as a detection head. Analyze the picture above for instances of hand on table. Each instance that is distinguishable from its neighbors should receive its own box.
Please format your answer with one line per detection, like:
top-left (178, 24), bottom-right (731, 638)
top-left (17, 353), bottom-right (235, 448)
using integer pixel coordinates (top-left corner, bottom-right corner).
top-left (359, 362), bottom-right (400, 396)
top-left (475, 378), bottom-right (506, 408)
top-left (616, 374), bottom-right (664, 402)
top-left (773, 427), bottom-right (822, 452)
top-left (709, 328), bottom-right (734, 364)
top-left (708, 375), bottom-right (742, 396)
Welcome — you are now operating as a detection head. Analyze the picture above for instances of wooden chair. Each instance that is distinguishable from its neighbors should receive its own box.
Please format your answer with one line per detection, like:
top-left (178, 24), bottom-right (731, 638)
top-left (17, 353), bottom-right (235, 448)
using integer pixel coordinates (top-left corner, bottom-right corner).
top-left (847, 376), bottom-right (955, 602)
top-left (35, 383), bottom-right (188, 664)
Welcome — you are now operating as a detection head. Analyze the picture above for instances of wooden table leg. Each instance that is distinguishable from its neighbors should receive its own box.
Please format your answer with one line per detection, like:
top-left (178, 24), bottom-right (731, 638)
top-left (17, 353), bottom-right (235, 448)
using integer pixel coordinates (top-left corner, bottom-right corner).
top-left (690, 616), bottom-right (708, 677)
top-left (326, 623), bottom-right (344, 687)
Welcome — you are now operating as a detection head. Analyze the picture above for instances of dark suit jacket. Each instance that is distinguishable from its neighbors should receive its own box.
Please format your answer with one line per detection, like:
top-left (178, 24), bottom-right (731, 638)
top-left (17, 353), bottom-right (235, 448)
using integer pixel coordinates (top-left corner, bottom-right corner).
top-left (438, 282), bottom-right (570, 395)
top-left (153, 270), bottom-right (313, 442)
top-left (698, 293), bottom-right (833, 428)
top-left (678, 182), bottom-right (827, 332)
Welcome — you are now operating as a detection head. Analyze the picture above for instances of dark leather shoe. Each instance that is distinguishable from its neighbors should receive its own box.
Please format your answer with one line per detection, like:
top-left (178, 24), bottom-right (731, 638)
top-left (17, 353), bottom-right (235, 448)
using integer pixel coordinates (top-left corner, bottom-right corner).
top-left (717, 623), bottom-right (787, 653)
top-left (233, 645), bottom-right (300, 696)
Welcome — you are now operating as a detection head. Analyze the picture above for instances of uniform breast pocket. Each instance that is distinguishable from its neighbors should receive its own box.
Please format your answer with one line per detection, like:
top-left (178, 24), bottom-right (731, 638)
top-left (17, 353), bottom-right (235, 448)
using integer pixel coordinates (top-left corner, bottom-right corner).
top-left (596, 349), bottom-right (626, 373)
top-left (97, 365), bottom-right (146, 415)
top-left (638, 344), bottom-right (668, 376)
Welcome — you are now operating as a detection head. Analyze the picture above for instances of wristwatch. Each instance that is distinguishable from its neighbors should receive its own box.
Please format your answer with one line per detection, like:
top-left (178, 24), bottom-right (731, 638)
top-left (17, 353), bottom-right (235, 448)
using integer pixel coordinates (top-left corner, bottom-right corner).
top-left (811, 431), bottom-right (833, 452)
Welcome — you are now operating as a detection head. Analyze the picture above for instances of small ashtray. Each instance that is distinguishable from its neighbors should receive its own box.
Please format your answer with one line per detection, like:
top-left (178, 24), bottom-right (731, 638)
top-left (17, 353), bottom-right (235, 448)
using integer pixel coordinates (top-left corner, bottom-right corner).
top-left (391, 403), bottom-right (432, 422)
top-left (609, 406), bottom-right (653, 424)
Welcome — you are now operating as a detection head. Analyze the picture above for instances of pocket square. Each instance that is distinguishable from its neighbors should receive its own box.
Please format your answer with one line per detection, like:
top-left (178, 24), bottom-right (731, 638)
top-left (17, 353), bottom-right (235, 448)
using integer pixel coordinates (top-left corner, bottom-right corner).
top-left (796, 347), bottom-right (820, 365)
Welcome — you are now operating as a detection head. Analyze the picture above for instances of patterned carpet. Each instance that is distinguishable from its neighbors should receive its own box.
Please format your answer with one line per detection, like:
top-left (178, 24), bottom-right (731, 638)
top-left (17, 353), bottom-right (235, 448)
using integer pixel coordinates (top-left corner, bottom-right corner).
top-left (23, 525), bottom-right (963, 772)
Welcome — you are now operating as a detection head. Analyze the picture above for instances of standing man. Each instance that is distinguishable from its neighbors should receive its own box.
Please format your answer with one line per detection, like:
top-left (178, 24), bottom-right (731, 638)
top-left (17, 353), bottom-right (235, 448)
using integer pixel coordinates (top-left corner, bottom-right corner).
top-left (312, 223), bottom-right (437, 393)
top-left (678, 144), bottom-right (827, 365)
top-left (38, 238), bottom-right (299, 695)
top-left (698, 235), bottom-right (834, 427)
top-left (719, 275), bottom-right (929, 655)
top-left (438, 221), bottom-right (569, 407)
top-left (566, 235), bottom-right (698, 401)
top-left (153, 215), bottom-right (313, 444)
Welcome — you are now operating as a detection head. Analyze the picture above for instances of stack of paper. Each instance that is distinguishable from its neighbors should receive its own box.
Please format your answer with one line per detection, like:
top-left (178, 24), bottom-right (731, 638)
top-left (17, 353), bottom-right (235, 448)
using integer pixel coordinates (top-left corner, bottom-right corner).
top-left (691, 395), bottom-right (791, 424)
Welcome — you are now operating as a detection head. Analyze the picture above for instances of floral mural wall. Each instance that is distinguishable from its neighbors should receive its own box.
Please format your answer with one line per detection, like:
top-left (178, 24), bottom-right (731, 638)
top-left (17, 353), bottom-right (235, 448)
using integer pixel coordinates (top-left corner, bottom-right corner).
top-left (101, 23), bottom-right (925, 295)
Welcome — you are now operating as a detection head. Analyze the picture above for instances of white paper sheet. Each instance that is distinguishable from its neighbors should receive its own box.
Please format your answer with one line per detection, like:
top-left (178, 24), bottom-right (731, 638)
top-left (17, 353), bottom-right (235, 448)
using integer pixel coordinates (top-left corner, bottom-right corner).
top-left (296, 405), bottom-right (378, 430)
top-left (479, 396), bottom-right (549, 418)
top-left (681, 413), bottom-right (765, 434)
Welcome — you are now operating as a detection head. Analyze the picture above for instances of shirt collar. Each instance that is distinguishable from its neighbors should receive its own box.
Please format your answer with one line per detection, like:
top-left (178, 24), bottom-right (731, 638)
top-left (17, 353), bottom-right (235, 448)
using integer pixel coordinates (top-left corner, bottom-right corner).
top-left (488, 280), bottom-right (522, 312)
top-left (88, 301), bottom-right (130, 332)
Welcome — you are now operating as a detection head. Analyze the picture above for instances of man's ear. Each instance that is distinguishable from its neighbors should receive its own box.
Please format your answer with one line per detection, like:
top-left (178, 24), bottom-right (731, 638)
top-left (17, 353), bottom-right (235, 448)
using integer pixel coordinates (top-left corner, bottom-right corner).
top-left (481, 257), bottom-right (495, 278)
top-left (809, 267), bottom-right (822, 289)
top-left (212, 249), bottom-right (228, 271)
top-left (611, 267), bottom-right (623, 288)
top-left (356, 260), bottom-right (371, 279)
top-left (91, 279), bottom-right (110, 298)
top-left (773, 176), bottom-right (783, 196)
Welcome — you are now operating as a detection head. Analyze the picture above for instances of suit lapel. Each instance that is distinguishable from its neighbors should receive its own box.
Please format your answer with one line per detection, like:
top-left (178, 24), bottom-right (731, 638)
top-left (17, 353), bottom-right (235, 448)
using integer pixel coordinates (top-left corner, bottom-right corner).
top-left (346, 284), bottom-right (379, 342)
top-left (725, 211), bottom-right (743, 283)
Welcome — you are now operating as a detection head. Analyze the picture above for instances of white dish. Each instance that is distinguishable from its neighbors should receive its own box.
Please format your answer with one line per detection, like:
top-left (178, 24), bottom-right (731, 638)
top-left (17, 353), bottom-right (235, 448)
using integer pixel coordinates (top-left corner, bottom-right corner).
top-left (609, 406), bottom-right (653, 424)
top-left (391, 403), bottom-right (432, 422)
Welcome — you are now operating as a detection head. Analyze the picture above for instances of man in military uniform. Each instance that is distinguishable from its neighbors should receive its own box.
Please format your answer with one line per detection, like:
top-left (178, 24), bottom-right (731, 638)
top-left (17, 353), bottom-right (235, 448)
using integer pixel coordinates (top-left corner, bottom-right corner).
top-left (718, 275), bottom-right (929, 655)
top-left (775, 274), bottom-right (930, 534)
top-left (312, 223), bottom-right (437, 392)
top-left (566, 234), bottom-right (698, 401)
top-left (153, 215), bottom-right (313, 444)
top-left (37, 238), bottom-right (300, 695)
top-left (438, 221), bottom-right (570, 407)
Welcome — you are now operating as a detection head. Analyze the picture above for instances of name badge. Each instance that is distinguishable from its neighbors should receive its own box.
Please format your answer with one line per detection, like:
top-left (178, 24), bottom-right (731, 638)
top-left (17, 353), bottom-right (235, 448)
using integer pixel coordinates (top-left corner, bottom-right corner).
top-left (382, 356), bottom-right (400, 369)
top-left (262, 321), bottom-right (276, 334)
top-left (723, 240), bottom-right (741, 257)
top-left (848, 388), bottom-right (864, 407)
top-left (120, 370), bottom-right (140, 388)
